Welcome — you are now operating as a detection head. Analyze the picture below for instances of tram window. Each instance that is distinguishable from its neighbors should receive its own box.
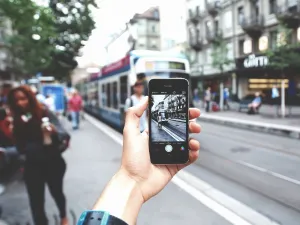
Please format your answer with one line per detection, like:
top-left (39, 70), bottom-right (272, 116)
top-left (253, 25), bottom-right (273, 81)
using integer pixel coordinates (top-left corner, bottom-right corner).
top-left (112, 81), bottom-right (118, 109)
top-left (107, 83), bottom-right (111, 108)
top-left (120, 76), bottom-right (128, 104)
top-left (102, 84), bottom-right (106, 106)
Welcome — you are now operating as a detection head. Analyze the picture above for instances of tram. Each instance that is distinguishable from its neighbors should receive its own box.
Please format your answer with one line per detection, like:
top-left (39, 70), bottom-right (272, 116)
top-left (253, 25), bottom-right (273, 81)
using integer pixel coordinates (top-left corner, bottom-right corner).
top-left (76, 50), bottom-right (191, 130)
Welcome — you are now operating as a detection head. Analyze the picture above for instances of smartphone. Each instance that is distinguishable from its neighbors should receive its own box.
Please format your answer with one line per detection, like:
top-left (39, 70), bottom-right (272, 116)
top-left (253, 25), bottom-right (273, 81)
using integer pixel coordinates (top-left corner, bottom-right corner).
top-left (148, 78), bottom-right (189, 164)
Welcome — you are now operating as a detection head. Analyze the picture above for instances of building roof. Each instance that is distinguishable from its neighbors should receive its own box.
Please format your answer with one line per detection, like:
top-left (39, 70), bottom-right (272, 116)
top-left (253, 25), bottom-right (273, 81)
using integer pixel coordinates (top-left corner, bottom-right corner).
top-left (132, 7), bottom-right (160, 21)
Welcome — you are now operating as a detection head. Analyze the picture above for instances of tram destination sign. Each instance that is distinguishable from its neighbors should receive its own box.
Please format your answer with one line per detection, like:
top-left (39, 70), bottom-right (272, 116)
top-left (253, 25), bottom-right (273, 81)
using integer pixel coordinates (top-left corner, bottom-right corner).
top-left (145, 61), bottom-right (186, 71)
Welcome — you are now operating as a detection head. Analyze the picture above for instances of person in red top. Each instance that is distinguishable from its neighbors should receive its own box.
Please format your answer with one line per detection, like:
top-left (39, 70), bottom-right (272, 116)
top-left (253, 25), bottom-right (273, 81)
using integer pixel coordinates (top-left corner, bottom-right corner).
top-left (68, 89), bottom-right (82, 130)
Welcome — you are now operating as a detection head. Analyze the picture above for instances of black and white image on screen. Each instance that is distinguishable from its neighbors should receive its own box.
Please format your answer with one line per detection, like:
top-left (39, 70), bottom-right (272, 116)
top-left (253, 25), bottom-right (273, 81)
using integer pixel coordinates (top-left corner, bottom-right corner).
top-left (151, 94), bottom-right (187, 142)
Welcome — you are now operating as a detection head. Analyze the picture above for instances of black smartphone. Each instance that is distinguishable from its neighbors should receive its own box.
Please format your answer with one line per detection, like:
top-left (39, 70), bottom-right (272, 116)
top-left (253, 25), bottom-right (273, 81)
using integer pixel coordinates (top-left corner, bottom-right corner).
top-left (148, 78), bottom-right (189, 165)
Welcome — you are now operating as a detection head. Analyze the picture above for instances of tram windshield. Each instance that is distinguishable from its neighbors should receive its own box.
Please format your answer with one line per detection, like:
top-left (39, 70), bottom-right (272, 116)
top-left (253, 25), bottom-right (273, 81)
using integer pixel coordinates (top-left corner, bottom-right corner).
top-left (137, 72), bottom-right (190, 81)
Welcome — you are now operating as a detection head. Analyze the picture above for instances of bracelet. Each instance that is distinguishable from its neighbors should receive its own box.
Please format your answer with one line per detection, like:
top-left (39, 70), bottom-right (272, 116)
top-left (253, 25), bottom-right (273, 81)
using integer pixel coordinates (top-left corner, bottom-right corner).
top-left (77, 210), bottom-right (129, 225)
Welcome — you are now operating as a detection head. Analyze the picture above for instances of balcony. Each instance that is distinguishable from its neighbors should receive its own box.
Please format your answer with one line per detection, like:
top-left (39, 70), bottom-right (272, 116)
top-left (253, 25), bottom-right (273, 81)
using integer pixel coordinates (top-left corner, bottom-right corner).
top-left (206, 0), bottom-right (221, 17)
top-left (189, 30), bottom-right (203, 51)
top-left (240, 15), bottom-right (264, 38)
top-left (187, 6), bottom-right (202, 24)
top-left (206, 29), bottom-right (222, 43)
top-left (276, 1), bottom-right (300, 28)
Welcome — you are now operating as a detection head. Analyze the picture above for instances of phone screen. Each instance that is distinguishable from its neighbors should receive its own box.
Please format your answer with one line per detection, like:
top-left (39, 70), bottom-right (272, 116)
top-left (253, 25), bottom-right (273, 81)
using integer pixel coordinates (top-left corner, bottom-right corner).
top-left (148, 79), bottom-right (189, 164)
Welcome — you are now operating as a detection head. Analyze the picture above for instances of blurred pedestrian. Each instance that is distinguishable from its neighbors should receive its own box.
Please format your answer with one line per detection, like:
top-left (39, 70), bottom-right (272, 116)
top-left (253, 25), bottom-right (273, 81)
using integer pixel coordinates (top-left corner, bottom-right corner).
top-left (125, 81), bottom-right (148, 133)
top-left (45, 94), bottom-right (56, 112)
top-left (7, 86), bottom-right (69, 225)
top-left (68, 89), bottom-right (83, 130)
top-left (31, 86), bottom-right (46, 105)
top-left (204, 87), bottom-right (211, 112)
top-left (223, 88), bottom-right (230, 110)
top-left (248, 92), bottom-right (262, 114)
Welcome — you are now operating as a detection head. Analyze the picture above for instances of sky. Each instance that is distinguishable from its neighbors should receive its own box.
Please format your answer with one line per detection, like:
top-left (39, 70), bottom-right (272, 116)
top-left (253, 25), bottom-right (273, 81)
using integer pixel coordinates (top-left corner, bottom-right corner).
top-left (77, 0), bottom-right (161, 67)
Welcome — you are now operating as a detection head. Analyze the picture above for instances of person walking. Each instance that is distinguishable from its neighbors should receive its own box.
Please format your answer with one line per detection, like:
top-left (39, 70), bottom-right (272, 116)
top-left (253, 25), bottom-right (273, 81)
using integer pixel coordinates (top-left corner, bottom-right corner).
top-left (204, 87), bottom-right (211, 112)
top-left (223, 88), bottom-right (230, 110)
top-left (7, 86), bottom-right (69, 225)
top-left (68, 89), bottom-right (83, 130)
top-left (125, 81), bottom-right (148, 133)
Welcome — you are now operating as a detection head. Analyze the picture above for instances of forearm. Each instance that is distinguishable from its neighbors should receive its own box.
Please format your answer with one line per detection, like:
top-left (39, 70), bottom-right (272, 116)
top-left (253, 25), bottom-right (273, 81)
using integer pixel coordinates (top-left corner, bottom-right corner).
top-left (93, 170), bottom-right (144, 225)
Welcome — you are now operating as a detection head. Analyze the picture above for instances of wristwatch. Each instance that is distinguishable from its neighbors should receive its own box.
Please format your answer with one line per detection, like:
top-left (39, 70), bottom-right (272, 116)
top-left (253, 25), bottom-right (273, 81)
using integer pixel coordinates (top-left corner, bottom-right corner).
top-left (77, 210), bottom-right (128, 225)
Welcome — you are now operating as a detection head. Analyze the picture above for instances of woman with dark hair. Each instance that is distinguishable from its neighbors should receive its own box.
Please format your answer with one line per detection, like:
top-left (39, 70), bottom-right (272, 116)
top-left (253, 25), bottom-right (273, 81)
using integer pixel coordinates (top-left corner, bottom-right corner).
top-left (7, 85), bottom-right (69, 225)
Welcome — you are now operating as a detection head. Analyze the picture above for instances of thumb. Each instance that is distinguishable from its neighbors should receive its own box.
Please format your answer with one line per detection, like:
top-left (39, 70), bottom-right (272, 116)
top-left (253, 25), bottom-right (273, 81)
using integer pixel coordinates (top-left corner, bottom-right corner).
top-left (124, 96), bottom-right (148, 130)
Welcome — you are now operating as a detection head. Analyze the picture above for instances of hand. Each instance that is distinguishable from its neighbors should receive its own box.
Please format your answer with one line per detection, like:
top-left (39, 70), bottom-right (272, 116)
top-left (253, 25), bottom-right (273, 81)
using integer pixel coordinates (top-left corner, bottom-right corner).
top-left (121, 96), bottom-right (201, 202)
top-left (42, 123), bottom-right (56, 134)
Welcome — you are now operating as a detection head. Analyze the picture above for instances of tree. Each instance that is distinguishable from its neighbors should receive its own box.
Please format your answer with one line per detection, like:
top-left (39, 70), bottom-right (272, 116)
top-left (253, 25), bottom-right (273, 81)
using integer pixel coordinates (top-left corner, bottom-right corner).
top-left (47, 0), bottom-right (97, 80)
top-left (211, 36), bottom-right (232, 75)
top-left (0, 0), bottom-right (97, 80)
top-left (266, 24), bottom-right (300, 74)
top-left (0, 0), bottom-right (57, 77)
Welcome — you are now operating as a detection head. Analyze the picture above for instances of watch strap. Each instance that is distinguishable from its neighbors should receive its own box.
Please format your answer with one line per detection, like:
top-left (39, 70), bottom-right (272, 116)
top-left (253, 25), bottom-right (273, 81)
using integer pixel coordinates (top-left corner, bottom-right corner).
top-left (77, 210), bottom-right (128, 225)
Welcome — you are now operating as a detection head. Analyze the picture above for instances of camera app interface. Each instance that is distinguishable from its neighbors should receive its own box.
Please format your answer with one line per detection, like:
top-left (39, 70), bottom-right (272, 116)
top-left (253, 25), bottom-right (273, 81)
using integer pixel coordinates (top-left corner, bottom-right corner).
top-left (150, 90), bottom-right (188, 146)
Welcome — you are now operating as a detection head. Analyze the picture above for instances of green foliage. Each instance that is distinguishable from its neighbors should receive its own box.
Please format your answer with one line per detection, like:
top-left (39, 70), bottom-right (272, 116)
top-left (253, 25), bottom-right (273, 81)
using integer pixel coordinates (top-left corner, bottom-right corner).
top-left (211, 36), bottom-right (232, 73)
top-left (0, 0), bottom-right (97, 80)
top-left (266, 24), bottom-right (300, 73)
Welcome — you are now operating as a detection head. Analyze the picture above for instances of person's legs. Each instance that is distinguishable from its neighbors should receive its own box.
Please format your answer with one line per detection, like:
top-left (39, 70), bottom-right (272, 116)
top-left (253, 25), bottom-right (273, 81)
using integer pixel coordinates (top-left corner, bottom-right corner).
top-left (76, 111), bottom-right (80, 128)
top-left (71, 111), bottom-right (78, 129)
top-left (24, 164), bottom-right (47, 225)
top-left (46, 158), bottom-right (67, 222)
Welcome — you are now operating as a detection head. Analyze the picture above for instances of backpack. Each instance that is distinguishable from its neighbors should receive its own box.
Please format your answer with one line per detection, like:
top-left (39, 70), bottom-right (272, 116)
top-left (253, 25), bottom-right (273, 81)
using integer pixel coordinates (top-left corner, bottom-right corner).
top-left (130, 97), bottom-right (133, 107)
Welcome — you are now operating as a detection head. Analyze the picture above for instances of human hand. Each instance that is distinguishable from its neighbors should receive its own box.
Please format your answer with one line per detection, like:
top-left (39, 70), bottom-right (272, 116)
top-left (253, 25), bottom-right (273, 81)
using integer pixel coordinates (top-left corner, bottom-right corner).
top-left (42, 123), bottom-right (56, 134)
top-left (120, 96), bottom-right (201, 202)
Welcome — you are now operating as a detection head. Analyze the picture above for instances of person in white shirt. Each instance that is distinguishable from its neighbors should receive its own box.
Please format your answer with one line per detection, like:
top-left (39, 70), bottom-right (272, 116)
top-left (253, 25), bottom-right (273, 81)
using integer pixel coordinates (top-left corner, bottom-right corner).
top-left (45, 94), bottom-right (56, 112)
top-left (125, 81), bottom-right (148, 132)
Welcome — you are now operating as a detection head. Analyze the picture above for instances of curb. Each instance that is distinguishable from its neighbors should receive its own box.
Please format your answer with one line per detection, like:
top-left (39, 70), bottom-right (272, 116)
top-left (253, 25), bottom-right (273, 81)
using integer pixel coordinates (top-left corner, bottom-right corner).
top-left (199, 114), bottom-right (300, 139)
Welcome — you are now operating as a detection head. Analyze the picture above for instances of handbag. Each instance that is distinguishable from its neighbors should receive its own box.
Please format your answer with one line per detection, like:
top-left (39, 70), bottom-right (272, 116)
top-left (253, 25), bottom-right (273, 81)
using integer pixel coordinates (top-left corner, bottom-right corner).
top-left (67, 113), bottom-right (72, 122)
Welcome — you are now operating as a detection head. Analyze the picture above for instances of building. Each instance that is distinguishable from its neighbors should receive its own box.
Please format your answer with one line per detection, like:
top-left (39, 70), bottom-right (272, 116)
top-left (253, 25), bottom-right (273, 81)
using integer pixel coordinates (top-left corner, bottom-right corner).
top-left (186, 0), bottom-right (300, 101)
top-left (105, 7), bottom-right (161, 64)
top-left (0, 16), bottom-right (13, 84)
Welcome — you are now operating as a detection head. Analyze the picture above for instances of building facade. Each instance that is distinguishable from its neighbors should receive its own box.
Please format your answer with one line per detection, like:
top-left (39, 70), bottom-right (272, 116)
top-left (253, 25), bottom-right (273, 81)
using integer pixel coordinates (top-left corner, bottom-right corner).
top-left (105, 7), bottom-right (161, 65)
top-left (187, 0), bottom-right (300, 101)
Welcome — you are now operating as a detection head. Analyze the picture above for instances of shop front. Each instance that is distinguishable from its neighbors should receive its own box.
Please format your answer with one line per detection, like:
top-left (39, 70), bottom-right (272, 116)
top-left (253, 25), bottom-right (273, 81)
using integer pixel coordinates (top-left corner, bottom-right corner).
top-left (190, 65), bottom-right (235, 101)
top-left (235, 53), bottom-right (300, 104)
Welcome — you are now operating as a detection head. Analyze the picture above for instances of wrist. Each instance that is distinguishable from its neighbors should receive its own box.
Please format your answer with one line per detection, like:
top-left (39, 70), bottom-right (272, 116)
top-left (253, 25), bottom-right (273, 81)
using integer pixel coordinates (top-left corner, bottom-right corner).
top-left (93, 170), bottom-right (144, 225)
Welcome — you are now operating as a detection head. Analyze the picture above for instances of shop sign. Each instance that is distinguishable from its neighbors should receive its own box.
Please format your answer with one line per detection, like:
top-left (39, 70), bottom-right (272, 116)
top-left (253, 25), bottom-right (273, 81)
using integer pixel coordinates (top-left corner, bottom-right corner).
top-left (243, 54), bottom-right (269, 68)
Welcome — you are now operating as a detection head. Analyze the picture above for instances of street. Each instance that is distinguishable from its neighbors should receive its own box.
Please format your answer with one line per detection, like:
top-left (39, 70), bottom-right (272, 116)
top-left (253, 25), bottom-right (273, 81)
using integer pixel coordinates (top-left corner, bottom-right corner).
top-left (151, 119), bottom-right (186, 142)
top-left (0, 115), bottom-right (300, 225)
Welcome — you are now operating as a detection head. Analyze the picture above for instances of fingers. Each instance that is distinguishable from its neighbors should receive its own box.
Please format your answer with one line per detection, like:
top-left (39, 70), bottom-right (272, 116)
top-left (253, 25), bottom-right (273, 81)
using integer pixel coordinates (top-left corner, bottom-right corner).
top-left (189, 122), bottom-right (201, 133)
top-left (124, 97), bottom-right (148, 131)
top-left (189, 138), bottom-right (200, 151)
top-left (188, 149), bottom-right (199, 164)
top-left (189, 108), bottom-right (200, 120)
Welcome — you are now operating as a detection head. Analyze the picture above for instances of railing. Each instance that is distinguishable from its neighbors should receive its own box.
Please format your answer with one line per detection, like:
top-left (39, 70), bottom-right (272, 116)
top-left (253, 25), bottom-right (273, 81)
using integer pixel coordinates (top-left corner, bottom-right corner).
top-left (240, 15), bottom-right (264, 29)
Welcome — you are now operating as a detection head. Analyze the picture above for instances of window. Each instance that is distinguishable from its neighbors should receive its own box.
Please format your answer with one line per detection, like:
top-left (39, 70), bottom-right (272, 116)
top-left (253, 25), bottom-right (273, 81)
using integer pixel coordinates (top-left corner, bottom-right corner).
top-left (112, 81), bottom-right (118, 109)
top-left (120, 76), bottom-right (128, 104)
top-left (238, 39), bottom-right (244, 56)
top-left (269, 0), bottom-right (276, 14)
top-left (270, 30), bottom-right (277, 49)
top-left (238, 6), bottom-right (244, 25)
top-left (151, 25), bottom-right (156, 33)
top-left (106, 83), bottom-right (111, 108)
top-left (102, 84), bottom-right (106, 106)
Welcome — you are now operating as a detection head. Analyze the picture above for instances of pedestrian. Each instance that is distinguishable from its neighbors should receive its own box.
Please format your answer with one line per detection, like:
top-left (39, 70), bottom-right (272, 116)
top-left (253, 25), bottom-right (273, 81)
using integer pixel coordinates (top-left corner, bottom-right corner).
top-left (7, 85), bottom-right (69, 225)
top-left (125, 81), bottom-right (148, 133)
top-left (68, 89), bottom-right (83, 130)
top-left (271, 84), bottom-right (279, 115)
top-left (31, 86), bottom-right (46, 105)
top-left (223, 88), bottom-right (230, 110)
top-left (45, 94), bottom-right (56, 112)
top-left (204, 87), bottom-right (211, 112)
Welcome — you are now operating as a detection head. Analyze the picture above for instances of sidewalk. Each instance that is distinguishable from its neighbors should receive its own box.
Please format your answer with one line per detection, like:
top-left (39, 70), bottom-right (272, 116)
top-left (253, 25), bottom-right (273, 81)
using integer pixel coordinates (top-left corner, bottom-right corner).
top-left (194, 102), bottom-right (300, 139)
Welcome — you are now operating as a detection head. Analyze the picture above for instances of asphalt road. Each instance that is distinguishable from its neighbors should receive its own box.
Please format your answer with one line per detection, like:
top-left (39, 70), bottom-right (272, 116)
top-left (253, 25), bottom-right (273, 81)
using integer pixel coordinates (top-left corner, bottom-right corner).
top-left (0, 116), bottom-right (300, 225)
top-left (151, 119), bottom-right (186, 142)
